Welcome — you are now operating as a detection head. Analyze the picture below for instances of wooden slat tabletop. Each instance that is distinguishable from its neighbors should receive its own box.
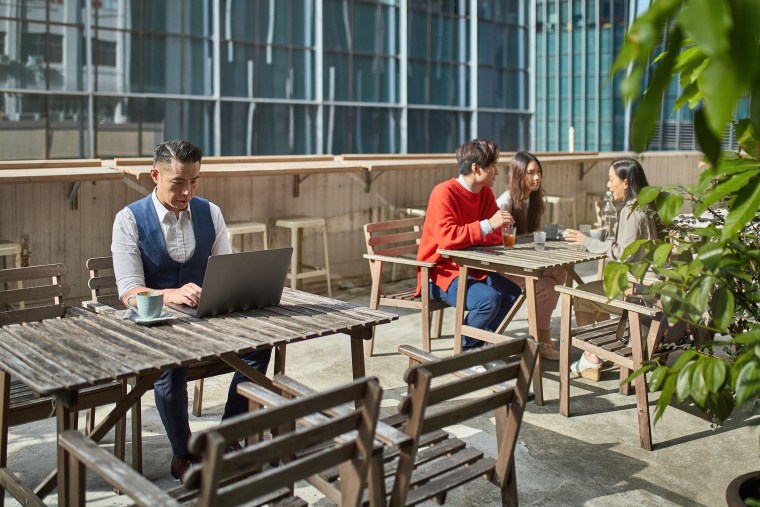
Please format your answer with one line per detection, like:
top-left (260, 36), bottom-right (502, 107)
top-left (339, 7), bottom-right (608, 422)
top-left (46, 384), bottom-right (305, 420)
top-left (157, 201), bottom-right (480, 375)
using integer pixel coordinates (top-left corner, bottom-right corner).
top-left (0, 288), bottom-right (396, 396)
top-left (438, 242), bottom-right (606, 271)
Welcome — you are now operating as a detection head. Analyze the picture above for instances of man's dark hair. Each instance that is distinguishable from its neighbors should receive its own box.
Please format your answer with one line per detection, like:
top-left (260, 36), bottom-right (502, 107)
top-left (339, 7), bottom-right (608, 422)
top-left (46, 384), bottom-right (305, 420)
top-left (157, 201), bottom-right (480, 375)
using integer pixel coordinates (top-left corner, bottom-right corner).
top-left (153, 139), bottom-right (202, 167)
top-left (455, 139), bottom-right (500, 175)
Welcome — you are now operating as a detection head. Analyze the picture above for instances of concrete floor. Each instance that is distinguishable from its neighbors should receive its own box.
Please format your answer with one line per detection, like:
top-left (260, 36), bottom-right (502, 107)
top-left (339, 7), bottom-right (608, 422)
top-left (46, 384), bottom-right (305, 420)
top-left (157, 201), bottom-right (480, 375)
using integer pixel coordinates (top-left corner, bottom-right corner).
top-left (4, 261), bottom-right (758, 506)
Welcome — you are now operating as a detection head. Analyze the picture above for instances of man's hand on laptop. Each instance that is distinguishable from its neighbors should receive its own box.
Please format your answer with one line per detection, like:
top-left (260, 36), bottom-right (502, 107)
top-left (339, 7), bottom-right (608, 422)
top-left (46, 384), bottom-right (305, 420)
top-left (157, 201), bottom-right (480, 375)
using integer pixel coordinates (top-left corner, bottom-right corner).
top-left (164, 283), bottom-right (203, 307)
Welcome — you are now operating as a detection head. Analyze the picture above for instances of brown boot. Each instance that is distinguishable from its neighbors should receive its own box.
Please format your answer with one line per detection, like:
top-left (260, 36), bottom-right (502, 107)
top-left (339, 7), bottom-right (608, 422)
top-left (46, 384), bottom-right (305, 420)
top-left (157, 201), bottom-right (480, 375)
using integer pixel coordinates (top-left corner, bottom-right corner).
top-left (537, 329), bottom-right (560, 360)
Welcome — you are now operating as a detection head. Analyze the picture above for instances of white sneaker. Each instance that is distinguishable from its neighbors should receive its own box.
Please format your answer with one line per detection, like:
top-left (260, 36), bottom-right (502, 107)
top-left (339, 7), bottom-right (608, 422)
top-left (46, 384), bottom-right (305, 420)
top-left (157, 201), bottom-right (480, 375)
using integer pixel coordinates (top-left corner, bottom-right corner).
top-left (468, 365), bottom-right (487, 375)
top-left (569, 354), bottom-right (602, 381)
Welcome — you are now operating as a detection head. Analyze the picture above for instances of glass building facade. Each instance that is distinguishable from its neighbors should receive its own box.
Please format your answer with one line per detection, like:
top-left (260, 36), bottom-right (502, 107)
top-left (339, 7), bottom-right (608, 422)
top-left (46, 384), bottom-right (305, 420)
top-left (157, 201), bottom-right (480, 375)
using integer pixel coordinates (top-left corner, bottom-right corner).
top-left (0, 0), bottom-right (531, 159)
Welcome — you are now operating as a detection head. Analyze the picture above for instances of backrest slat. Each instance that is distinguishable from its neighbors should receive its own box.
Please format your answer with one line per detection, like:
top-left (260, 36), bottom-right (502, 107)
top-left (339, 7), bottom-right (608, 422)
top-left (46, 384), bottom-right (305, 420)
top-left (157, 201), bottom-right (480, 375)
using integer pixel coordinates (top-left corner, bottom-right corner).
top-left (364, 218), bottom-right (425, 257)
top-left (0, 263), bottom-right (67, 326)
top-left (86, 256), bottom-right (120, 305)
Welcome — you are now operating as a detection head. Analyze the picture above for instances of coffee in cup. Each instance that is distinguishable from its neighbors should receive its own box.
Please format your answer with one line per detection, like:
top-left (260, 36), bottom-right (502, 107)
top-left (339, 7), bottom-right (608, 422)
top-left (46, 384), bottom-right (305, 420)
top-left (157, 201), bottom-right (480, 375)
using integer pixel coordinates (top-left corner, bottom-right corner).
top-left (126, 290), bottom-right (164, 320)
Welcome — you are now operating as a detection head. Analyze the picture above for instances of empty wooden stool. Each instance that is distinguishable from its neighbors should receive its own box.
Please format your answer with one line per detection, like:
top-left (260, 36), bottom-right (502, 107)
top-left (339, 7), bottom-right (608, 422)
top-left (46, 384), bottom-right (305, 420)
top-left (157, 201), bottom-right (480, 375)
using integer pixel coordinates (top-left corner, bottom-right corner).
top-left (275, 217), bottom-right (332, 297)
top-left (545, 195), bottom-right (578, 228)
top-left (226, 221), bottom-right (268, 252)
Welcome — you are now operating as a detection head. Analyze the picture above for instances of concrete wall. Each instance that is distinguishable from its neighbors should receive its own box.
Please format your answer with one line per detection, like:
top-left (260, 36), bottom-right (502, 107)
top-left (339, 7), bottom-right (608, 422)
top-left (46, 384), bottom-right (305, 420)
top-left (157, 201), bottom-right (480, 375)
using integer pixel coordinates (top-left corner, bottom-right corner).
top-left (0, 151), bottom-right (704, 304)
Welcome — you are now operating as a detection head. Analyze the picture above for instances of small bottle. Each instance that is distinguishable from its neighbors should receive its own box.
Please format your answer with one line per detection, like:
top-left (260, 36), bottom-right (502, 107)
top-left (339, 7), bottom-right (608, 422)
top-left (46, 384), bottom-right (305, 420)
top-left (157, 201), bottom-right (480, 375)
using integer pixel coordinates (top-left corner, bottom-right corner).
top-left (602, 191), bottom-right (617, 241)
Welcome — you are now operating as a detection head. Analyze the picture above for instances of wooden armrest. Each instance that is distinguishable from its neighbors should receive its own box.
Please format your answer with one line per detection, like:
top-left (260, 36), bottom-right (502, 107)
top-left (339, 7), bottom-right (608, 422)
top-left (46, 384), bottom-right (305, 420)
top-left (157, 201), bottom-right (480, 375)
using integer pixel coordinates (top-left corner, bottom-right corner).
top-left (269, 375), bottom-right (412, 448)
top-left (59, 431), bottom-right (179, 507)
top-left (555, 285), bottom-right (661, 316)
top-left (363, 253), bottom-right (436, 268)
top-left (398, 345), bottom-right (477, 379)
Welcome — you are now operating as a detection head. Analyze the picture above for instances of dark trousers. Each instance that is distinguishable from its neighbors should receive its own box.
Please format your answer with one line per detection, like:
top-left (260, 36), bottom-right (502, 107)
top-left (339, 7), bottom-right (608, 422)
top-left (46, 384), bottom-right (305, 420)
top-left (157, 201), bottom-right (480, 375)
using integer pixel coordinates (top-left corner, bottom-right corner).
top-left (154, 348), bottom-right (272, 458)
top-left (430, 273), bottom-right (522, 350)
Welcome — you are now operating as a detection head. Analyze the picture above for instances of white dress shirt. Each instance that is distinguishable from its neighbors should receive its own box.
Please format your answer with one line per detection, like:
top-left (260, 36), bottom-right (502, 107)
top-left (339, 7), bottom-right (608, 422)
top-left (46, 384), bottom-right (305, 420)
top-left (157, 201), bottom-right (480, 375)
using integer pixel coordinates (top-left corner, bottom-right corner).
top-left (111, 190), bottom-right (232, 297)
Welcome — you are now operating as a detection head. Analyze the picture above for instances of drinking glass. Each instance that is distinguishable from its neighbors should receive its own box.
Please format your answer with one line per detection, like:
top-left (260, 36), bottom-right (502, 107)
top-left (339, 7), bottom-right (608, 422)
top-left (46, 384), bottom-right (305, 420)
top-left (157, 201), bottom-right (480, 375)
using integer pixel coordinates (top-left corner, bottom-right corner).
top-left (502, 224), bottom-right (517, 248)
top-left (533, 231), bottom-right (546, 251)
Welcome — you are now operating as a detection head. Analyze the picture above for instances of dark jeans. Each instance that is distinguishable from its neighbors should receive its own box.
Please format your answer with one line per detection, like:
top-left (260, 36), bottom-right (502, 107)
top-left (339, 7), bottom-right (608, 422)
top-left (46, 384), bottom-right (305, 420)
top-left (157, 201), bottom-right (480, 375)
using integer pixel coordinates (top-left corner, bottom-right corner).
top-left (154, 348), bottom-right (272, 458)
top-left (430, 274), bottom-right (522, 350)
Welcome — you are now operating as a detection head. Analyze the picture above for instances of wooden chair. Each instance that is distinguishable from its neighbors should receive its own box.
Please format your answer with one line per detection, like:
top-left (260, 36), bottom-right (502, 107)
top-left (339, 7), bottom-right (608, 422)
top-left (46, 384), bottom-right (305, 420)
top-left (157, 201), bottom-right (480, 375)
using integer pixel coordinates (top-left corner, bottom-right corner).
top-left (86, 256), bottom-right (221, 419)
top-left (59, 376), bottom-right (383, 507)
top-left (363, 217), bottom-right (448, 356)
top-left (556, 285), bottom-right (668, 450)
top-left (0, 263), bottom-right (127, 481)
top-left (245, 339), bottom-right (539, 506)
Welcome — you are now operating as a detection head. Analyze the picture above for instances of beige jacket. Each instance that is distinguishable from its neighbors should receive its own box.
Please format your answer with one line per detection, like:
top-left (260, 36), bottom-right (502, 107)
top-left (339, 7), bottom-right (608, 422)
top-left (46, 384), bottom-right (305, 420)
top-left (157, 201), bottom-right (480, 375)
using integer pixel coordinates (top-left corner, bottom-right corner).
top-left (583, 199), bottom-right (660, 262)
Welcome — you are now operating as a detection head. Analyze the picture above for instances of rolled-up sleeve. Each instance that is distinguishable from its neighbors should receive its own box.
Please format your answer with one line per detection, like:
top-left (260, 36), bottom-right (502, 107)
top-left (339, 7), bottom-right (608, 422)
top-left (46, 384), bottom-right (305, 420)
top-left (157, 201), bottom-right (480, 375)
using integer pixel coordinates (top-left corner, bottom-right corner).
top-left (111, 208), bottom-right (146, 298)
top-left (209, 203), bottom-right (233, 256)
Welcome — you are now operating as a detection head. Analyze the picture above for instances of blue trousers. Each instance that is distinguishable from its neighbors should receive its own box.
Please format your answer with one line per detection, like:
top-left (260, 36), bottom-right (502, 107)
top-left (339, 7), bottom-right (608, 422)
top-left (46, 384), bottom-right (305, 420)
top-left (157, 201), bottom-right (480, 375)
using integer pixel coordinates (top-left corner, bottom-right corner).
top-left (430, 274), bottom-right (522, 350)
top-left (154, 348), bottom-right (272, 458)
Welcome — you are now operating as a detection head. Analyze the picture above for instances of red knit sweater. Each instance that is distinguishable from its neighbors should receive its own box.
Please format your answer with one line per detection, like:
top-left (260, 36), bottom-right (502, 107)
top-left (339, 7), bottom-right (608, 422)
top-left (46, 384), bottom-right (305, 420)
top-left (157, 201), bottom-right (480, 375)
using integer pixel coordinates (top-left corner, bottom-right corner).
top-left (415, 178), bottom-right (502, 294)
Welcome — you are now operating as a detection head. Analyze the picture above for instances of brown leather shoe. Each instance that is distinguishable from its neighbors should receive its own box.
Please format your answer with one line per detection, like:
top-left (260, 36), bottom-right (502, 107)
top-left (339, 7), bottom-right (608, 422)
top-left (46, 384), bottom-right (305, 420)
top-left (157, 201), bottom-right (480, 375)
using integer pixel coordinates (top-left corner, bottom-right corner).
top-left (539, 342), bottom-right (561, 361)
top-left (170, 455), bottom-right (199, 483)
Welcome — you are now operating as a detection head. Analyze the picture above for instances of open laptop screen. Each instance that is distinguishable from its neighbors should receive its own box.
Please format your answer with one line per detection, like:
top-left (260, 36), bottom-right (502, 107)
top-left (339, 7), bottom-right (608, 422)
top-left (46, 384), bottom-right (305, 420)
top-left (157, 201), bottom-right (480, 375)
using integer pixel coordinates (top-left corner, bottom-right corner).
top-left (167, 247), bottom-right (293, 318)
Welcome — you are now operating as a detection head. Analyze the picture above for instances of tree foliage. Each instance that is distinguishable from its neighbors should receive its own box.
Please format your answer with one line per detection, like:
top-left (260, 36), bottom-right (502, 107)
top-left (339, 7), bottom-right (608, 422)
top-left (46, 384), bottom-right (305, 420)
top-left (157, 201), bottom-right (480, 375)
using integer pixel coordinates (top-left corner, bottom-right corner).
top-left (609, 0), bottom-right (760, 426)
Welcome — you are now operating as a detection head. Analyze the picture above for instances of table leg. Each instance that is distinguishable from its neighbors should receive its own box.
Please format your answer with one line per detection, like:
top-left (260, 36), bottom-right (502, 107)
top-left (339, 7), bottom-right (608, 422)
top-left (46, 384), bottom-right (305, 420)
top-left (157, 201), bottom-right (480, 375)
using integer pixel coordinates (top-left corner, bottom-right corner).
top-left (0, 370), bottom-right (9, 507)
top-left (54, 392), bottom-right (76, 506)
top-left (274, 344), bottom-right (287, 375)
top-left (453, 267), bottom-right (469, 355)
top-left (348, 327), bottom-right (370, 379)
top-left (524, 278), bottom-right (544, 406)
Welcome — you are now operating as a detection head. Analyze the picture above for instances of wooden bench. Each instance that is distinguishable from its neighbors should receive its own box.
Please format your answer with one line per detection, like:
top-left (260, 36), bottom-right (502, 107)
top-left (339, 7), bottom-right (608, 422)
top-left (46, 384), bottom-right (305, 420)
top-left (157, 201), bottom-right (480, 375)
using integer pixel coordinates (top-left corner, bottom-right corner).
top-left (363, 217), bottom-right (448, 356)
top-left (556, 285), bottom-right (667, 450)
top-left (59, 376), bottom-right (383, 507)
top-left (243, 339), bottom-right (538, 506)
top-left (0, 263), bottom-right (127, 497)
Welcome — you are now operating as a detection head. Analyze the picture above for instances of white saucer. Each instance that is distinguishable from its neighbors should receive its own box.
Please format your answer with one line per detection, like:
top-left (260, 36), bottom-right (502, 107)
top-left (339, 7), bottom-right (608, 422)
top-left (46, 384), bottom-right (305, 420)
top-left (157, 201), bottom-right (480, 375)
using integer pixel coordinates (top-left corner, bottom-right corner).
top-left (128, 311), bottom-right (176, 326)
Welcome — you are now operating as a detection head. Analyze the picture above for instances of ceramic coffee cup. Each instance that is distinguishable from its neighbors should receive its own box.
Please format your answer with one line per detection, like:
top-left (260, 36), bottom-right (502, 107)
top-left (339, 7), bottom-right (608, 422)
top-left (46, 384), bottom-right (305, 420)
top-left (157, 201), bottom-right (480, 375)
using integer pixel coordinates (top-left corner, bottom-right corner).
top-left (544, 223), bottom-right (559, 240)
top-left (126, 290), bottom-right (164, 320)
top-left (590, 228), bottom-right (606, 241)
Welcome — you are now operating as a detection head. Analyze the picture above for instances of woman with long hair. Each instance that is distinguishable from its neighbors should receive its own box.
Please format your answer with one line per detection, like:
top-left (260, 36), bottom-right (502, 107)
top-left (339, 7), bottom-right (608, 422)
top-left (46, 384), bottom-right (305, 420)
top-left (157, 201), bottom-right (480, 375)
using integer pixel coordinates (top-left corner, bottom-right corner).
top-left (495, 152), bottom-right (568, 360)
top-left (563, 157), bottom-right (661, 379)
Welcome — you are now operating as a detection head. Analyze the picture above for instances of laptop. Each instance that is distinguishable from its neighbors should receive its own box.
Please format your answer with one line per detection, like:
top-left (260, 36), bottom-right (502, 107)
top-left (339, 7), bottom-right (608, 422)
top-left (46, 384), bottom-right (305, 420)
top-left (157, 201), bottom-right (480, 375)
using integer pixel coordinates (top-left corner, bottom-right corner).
top-left (167, 247), bottom-right (293, 318)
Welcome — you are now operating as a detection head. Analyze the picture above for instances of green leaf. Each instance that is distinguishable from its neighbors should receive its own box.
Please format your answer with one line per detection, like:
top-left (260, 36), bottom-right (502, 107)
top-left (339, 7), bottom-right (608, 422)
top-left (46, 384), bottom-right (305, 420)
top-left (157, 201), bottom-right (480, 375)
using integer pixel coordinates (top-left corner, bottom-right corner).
top-left (603, 262), bottom-right (630, 300)
top-left (655, 192), bottom-right (685, 226)
top-left (648, 364), bottom-right (668, 391)
top-left (735, 359), bottom-right (760, 406)
top-left (693, 108), bottom-right (721, 168)
top-left (638, 186), bottom-right (661, 206)
top-left (701, 357), bottom-right (727, 392)
top-left (674, 81), bottom-right (701, 111)
top-left (652, 243), bottom-right (673, 267)
top-left (709, 287), bottom-right (735, 332)
top-left (677, 0), bottom-right (731, 57)
top-left (654, 374), bottom-right (677, 425)
top-left (698, 58), bottom-right (742, 138)
top-left (709, 388), bottom-right (735, 425)
top-left (621, 239), bottom-right (651, 262)
top-left (733, 330), bottom-right (760, 345)
top-left (676, 362), bottom-right (696, 402)
top-left (689, 360), bottom-right (708, 408)
top-left (722, 177), bottom-right (760, 240)
top-left (735, 119), bottom-right (759, 159)
top-left (630, 27), bottom-right (683, 151)
top-left (695, 170), bottom-right (757, 216)
top-left (697, 242), bottom-right (724, 271)
top-left (672, 349), bottom-right (698, 370)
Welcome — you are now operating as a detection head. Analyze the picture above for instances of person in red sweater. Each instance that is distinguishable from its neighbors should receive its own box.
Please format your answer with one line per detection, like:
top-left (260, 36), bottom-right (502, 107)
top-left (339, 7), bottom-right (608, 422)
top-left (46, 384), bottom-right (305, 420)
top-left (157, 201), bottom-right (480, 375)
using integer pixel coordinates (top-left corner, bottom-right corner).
top-left (417, 139), bottom-right (522, 353)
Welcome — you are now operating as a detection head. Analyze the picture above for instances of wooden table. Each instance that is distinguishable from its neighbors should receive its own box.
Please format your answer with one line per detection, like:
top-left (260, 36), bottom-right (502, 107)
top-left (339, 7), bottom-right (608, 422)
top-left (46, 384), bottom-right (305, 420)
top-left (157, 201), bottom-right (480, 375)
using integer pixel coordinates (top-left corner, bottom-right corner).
top-left (438, 242), bottom-right (606, 405)
top-left (0, 288), bottom-right (396, 506)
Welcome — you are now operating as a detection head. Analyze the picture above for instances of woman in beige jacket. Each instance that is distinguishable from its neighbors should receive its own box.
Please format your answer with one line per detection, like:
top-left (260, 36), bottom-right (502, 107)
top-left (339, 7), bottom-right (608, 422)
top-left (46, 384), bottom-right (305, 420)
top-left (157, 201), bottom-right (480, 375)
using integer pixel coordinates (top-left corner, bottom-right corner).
top-left (563, 158), bottom-right (660, 380)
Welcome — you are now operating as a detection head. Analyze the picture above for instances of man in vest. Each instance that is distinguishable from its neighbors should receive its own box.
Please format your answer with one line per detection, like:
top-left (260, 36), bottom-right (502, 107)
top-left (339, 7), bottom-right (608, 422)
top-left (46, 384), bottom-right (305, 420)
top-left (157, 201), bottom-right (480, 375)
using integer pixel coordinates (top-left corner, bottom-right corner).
top-left (111, 139), bottom-right (271, 482)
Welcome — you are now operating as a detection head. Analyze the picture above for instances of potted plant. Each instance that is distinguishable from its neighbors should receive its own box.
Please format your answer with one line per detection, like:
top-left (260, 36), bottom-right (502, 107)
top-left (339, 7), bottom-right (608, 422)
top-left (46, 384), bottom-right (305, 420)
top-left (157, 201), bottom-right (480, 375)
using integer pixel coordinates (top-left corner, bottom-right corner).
top-left (606, 1), bottom-right (760, 505)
